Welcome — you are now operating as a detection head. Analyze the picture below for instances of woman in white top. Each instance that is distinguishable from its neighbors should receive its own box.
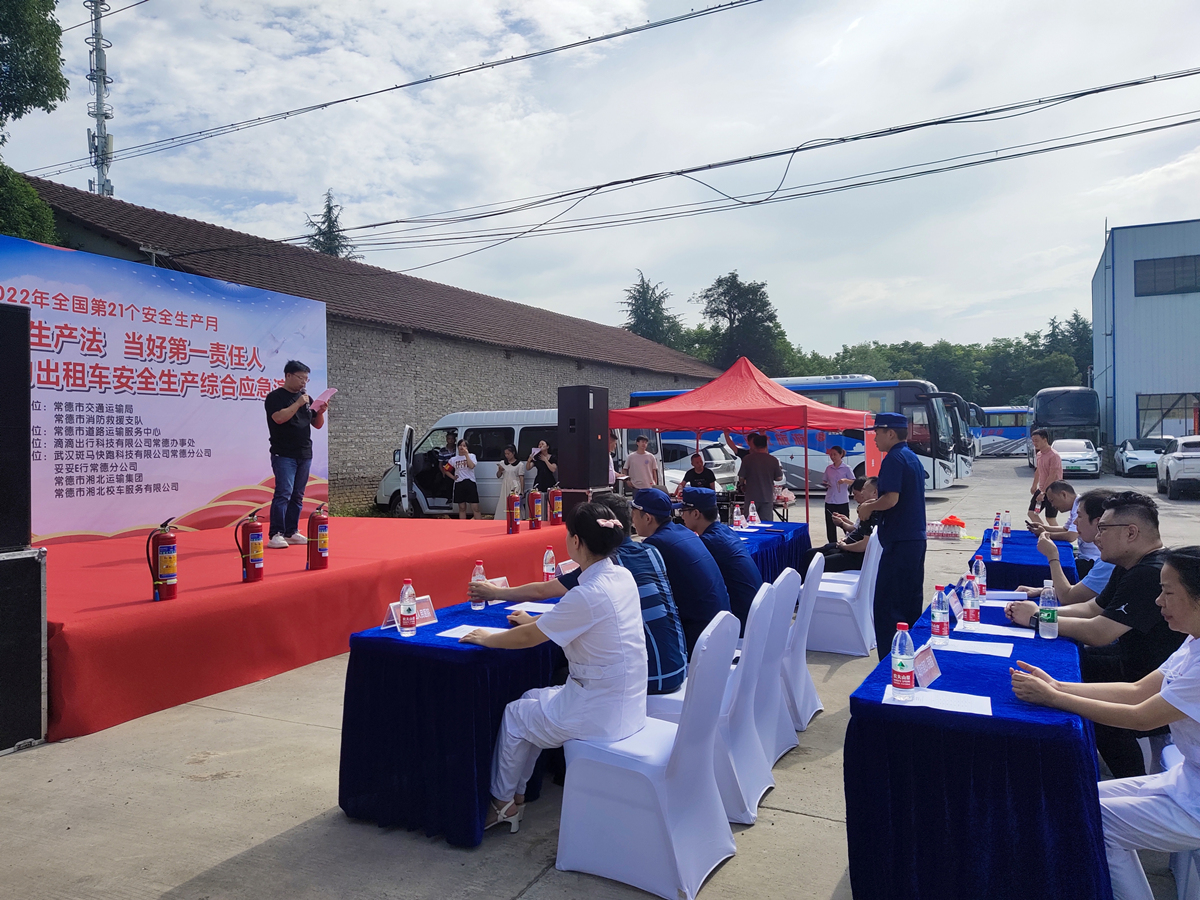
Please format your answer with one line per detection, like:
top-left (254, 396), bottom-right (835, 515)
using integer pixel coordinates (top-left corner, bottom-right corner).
top-left (494, 444), bottom-right (525, 519)
top-left (449, 439), bottom-right (478, 520)
top-left (460, 502), bottom-right (647, 833)
top-left (1012, 546), bottom-right (1200, 900)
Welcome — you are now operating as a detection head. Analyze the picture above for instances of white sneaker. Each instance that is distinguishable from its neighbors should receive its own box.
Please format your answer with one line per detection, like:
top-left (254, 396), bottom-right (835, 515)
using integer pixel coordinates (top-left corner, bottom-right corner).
top-left (285, 532), bottom-right (308, 545)
top-left (267, 534), bottom-right (289, 549)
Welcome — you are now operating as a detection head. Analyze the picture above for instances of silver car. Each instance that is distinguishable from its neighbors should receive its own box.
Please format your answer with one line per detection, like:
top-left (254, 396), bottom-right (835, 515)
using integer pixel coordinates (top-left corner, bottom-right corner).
top-left (1053, 439), bottom-right (1101, 478)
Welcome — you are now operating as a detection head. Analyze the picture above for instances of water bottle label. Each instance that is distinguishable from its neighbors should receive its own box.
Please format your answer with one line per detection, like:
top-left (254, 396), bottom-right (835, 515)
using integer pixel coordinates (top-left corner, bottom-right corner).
top-left (1039, 608), bottom-right (1058, 624)
top-left (964, 607), bottom-right (980, 623)
top-left (931, 617), bottom-right (949, 637)
top-left (891, 659), bottom-right (914, 691)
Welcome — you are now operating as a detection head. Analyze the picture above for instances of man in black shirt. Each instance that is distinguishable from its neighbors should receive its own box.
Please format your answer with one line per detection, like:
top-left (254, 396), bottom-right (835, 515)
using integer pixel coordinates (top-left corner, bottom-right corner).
top-left (263, 360), bottom-right (326, 548)
top-left (674, 452), bottom-right (717, 497)
top-left (799, 476), bottom-right (880, 575)
top-left (1006, 491), bottom-right (1179, 776)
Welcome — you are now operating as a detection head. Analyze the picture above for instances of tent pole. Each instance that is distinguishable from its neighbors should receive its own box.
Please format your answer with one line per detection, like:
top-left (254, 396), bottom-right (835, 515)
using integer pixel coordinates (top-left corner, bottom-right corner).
top-left (804, 410), bottom-right (810, 526)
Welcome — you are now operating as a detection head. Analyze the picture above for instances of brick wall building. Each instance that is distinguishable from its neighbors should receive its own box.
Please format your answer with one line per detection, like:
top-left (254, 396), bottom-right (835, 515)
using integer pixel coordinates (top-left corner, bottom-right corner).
top-left (29, 178), bottom-right (717, 511)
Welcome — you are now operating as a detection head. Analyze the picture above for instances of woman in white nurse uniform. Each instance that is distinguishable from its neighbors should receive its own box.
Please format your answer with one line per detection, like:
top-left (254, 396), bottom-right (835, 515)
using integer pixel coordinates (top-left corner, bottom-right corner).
top-left (460, 501), bottom-right (647, 833)
top-left (1012, 546), bottom-right (1200, 900)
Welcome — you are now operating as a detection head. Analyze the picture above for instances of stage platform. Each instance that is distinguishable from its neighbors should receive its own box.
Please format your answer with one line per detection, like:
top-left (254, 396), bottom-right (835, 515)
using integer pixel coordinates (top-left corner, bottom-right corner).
top-left (44, 518), bottom-right (569, 741)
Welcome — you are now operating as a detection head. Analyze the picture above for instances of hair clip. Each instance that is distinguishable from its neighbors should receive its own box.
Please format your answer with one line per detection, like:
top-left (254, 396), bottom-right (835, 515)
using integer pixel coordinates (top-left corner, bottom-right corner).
top-left (596, 518), bottom-right (622, 529)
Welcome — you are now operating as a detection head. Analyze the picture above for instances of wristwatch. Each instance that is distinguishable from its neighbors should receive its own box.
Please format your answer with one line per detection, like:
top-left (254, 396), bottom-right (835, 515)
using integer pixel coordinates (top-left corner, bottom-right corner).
top-left (1027, 611), bottom-right (1040, 629)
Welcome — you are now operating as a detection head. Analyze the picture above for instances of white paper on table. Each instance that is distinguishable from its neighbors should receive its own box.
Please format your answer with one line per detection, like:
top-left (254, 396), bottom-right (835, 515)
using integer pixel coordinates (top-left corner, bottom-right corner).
top-left (955, 621), bottom-right (1035, 639)
top-left (935, 638), bottom-right (1014, 657)
top-left (981, 599), bottom-right (1019, 608)
top-left (437, 625), bottom-right (504, 639)
top-left (507, 602), bottom-right (556, 613)
top-left (984, 590), bottom-right (1031, 602)
top-left (883, 685), bottom-right (993, 716)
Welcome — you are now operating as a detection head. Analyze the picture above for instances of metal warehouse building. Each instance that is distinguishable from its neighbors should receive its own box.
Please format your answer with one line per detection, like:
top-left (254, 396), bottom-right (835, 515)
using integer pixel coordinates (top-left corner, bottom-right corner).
top-left (1092, 218), bottom-right (1200, 445)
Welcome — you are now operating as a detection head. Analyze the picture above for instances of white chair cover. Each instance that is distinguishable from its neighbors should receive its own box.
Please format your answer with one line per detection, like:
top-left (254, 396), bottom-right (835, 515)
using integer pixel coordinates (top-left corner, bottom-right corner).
top-left (1159, 745), bottom-right (1200, 900)
top-left (806, 532), bottom-right (881, 655)
top-left (758, 568), bottom-right (801, 764)
top-left (557, 612), bottom-right (739, 900)
top-left (646, 583), bottom-right (776, 824)
top-left (782, 554), bottom-right (825, 731)
top-left (818, 525), bottom-right (882, 586)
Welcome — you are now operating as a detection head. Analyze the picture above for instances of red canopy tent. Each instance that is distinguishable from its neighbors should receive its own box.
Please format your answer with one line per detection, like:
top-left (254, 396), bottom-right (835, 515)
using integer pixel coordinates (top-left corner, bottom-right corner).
top-left (608, 357), bottom-right (875, 523)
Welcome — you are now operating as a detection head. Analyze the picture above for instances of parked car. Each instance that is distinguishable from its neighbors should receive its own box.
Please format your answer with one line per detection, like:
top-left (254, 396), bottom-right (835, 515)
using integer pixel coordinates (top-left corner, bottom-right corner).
top-left (1115, 437), bottom-right (1172, 477)
top-left (1053, 438), bottom-right (1101, 478)
top-left (1157, 437), bottom-right (1200, 500)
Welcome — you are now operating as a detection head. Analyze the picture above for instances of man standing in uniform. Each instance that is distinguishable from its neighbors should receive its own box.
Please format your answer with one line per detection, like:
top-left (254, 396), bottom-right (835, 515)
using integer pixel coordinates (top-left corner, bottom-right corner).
top-left (855, 412), bottom-right (926, 658)
top-left (264, 360), bottom-right (326, 549)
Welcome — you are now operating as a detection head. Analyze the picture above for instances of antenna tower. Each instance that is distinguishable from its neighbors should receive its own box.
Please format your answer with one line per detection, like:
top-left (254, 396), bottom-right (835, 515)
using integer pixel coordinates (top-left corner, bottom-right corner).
top-left (84, 0), bottom-right (114, 196)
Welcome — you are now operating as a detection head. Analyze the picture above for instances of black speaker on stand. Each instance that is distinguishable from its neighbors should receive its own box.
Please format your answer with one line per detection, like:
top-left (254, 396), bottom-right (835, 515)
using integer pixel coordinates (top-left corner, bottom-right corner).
top-left (0, 304), bottom-right (45, 755)
top-left (557, 385), bottom-right (610, 519)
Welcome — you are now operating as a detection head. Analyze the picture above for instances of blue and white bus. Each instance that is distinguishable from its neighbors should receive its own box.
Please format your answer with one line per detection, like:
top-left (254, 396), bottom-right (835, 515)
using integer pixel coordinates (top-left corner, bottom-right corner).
top-left (628, 375), bottom-right (957, 491)
top-left (980, 406), bottom-right (1031, 457)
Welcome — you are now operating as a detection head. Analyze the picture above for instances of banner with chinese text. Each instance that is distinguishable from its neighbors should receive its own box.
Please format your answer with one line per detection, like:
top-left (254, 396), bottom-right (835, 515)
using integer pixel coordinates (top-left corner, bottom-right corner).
top-left (0, 235), bottom-right (328, 541)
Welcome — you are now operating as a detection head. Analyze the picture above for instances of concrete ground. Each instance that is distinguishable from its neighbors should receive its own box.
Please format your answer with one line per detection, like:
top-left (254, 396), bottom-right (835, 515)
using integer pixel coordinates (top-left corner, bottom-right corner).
top-left (3, 458), bottom-right (1199, 899)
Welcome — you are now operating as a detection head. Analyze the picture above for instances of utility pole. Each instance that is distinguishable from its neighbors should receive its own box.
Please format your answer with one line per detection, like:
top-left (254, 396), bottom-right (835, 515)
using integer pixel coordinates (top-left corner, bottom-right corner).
top-left (85, 0), bottom-right (114, 196)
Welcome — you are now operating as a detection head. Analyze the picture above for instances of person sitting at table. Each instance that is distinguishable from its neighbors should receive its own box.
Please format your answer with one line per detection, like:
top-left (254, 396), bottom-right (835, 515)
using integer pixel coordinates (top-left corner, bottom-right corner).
top-left (459, 502), bottom-right (647, 834)
top-left (678, 486), bottom-right (763, 635)
top-left (1011, 546), bottom-right (1200, 900)
top-left (467, 494), bottom-right (689, 696)
top-left (674, 452), bottom-right (717, 498)
top-left (1016, 488), bottom-right (1116, 605)
top-left (631, 488), bottom-right (731, 656)
top-left (1027, 480), bottom-right (1102, 577)
top-left (799, 476), bottom-right (880, 577)
top-left (1006, 491), bottom-right (1181, 778)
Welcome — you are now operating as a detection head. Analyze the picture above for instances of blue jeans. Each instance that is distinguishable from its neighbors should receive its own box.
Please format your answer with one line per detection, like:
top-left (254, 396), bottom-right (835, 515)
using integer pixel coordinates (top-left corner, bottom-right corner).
top-left (270, 455), bottom-right (312, 537)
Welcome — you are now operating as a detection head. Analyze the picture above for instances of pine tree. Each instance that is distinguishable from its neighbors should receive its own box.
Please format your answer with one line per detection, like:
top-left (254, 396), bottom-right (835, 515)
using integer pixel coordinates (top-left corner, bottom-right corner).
top-left (620, 271), bottom-right (683, 348)
top-left (304, 190), bottom-right (361, 260)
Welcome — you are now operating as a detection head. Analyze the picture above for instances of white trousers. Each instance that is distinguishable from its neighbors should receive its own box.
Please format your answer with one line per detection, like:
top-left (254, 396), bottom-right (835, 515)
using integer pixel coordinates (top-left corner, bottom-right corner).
top-left (490, 686), bottom-right (574, 802)
top-left (1100, 775), bottom-right (1200, 900)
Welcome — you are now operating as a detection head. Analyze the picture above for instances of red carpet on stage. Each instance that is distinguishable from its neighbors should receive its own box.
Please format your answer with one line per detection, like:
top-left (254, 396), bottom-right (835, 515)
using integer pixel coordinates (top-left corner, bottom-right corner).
top-left (45, 518), bottom-right (569, 741)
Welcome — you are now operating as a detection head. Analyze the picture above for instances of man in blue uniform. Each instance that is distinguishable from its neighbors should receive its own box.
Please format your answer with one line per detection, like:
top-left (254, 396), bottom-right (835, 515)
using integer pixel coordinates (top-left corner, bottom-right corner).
top-left (854, 412), bottom-right (927, 659)
top-left (678, 486), bottom-right (764, 635)
top-left (630, 488), bottom-right (731, 656)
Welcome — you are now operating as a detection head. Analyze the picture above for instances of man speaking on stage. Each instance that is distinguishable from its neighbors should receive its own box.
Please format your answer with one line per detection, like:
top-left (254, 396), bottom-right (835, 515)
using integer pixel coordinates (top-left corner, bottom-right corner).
top-left (264, 360), bottom-right (326, 549)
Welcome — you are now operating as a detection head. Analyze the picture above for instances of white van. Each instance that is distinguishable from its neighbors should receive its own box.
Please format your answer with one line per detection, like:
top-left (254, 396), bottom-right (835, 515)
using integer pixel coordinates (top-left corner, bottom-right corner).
top-left (375, 410), bottom-right (669, 517)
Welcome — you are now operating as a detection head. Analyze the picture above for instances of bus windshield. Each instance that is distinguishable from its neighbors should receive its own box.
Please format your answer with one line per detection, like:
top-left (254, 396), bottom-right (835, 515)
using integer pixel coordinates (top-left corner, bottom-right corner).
top-left (1033, 390), bottom-right (1100, 426)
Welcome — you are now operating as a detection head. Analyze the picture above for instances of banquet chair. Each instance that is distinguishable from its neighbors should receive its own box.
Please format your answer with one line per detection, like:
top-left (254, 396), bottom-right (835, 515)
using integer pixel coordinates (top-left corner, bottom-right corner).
top-left (758, 568), bottom-right (801, 764)
top-left (1160, 744), bottom-right (1200, 900)
top-left (646, 583), bottom-right (775, 824)
top-left (557, 612), bottom-right (739, 900)
top-left (806, 533), bottom-right (881, 656)
top-left (819, 532), bottom-right (882, 586)
top-left (782, 554), bottom-right (825, 731)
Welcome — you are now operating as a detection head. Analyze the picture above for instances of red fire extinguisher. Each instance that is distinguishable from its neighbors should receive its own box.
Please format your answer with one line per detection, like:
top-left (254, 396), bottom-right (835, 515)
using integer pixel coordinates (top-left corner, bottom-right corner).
top-left (506, 492), bottom-right (521, 534)
top-left (235, 508), bottom-right (265, 583)
top-left (528, 489), bottom-right (543, 530)
top-left (306, 503), bottom-right (329, 571)
top-left (145, 517), bottom-right (178, 602)
top-left (548, 487), bottom-right (563, 526)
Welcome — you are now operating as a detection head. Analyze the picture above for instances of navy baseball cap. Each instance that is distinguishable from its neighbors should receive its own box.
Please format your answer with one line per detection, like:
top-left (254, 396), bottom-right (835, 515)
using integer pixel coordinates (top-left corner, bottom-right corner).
top-left (865, 412), bottom-right (908, 431)
top-left (680, 486), bottom-right (719, 511)
top-left (631, 488), bottom-right (679, 517)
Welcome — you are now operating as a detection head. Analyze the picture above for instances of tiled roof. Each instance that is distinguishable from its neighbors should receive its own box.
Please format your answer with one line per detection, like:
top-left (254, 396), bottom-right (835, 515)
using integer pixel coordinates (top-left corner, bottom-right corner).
top-left (26, 176), bottom-right (719, 380)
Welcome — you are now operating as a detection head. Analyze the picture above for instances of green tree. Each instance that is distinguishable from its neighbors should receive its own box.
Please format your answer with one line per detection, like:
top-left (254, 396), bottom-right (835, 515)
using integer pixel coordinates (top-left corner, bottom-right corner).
top-left (0, 162), bottom-right (57, 242)
top-left (304, 189), bottom-right (361, 260)
top-left (0, 0), bottom-right (69, 147)
top-left (692, 271), bottom-right (790, 374)
top-left (620, 270), bottom-right (682, 348)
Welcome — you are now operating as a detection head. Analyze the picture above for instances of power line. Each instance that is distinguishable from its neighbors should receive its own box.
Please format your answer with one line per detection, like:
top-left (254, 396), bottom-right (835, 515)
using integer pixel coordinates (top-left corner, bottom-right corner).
top-left (61, 0), bottom-right (151, 34)
top-left (26, 0), bottom-right (763, 178)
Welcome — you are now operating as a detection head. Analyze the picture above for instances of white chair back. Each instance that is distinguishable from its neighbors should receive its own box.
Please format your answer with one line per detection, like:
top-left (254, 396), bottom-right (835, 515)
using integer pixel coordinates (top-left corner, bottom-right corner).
top-left (759, 568), bottom-right (801, 762)
top-left (853, 533), bottom-right (883, 633)
top-left (725, 582), bottom-right (774, 718)
top-left (667, 611), bottom-right (739, 784)
top-left (783, 554), bottom-right (825, 730)
top-left (788, 555), bottom-right (824, 656)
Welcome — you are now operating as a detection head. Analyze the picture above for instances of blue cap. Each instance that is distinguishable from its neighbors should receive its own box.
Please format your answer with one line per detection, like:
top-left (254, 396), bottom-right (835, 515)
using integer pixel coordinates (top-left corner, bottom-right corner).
top-left (865, 412), bottom-right (908, 431)
top-left (631, 488), bottom-right (679, 517)
top-left (680, 486), bottom-right (719, 511)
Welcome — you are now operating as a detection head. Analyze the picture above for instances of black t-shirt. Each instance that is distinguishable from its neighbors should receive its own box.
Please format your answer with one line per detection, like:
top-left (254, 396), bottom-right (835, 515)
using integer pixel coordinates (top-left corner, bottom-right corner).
top-left (681, 467), bottom-right (717, 490)
top-left (845, 511), bottom-right (882, 545)
top-left (264, 388), bottom-right (313, 459)
top-left (1096, 548), bottom-right (1182, 682)
top-left (531, 455), bottom-right (557, 491)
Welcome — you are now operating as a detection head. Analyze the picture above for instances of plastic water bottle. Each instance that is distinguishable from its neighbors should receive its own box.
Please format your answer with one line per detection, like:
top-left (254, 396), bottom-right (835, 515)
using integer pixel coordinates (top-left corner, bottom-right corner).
top-left (470, 560), bottom-right (487, 610)
top-left (930, 585), bottom-right (950, 647)
top-left (748, 502), bottom-right (760, 525)
top-left (1002, 510), bottom-right (1012, 537)
top-left (973, 555), bottom-right (987, 596)
top-left (891, 623), bottom-right (916, 701)
top-left (542, 546), bottom-right (556, 582)
top-left (399, 579), bottom-right (417, 637)
top-left (732, 504), bottom-right (744, 527)
top-left (1039, 580), bottom-right (1059, 640)
top-left (990, 528), bottom-right (1002, 561)
top-left (961, 575), bottom-right (980, 631)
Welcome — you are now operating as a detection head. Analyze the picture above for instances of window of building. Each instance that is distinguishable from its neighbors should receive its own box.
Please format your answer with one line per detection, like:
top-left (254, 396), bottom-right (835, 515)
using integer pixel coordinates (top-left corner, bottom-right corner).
top-left (1134, 255), bottom-right (1200, 297)
top-left (1136, 393), bottom-right (1199, 438)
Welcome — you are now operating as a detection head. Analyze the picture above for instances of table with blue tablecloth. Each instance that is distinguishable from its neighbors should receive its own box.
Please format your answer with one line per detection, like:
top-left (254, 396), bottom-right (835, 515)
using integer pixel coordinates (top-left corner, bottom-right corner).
top-left (845, 603), bottom-right (1111, 900)
top-left (973, 528), bottom-right (1078, 591)
top-left (735, 521), bottom-right (811, 583)
top-left (339, 601), bottom-right (564, 847)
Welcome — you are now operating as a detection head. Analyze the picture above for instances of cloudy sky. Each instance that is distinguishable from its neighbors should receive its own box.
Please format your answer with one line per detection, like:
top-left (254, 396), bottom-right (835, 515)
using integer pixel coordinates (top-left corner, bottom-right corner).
top-left (9, 0), bottom-right (1200, 355)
